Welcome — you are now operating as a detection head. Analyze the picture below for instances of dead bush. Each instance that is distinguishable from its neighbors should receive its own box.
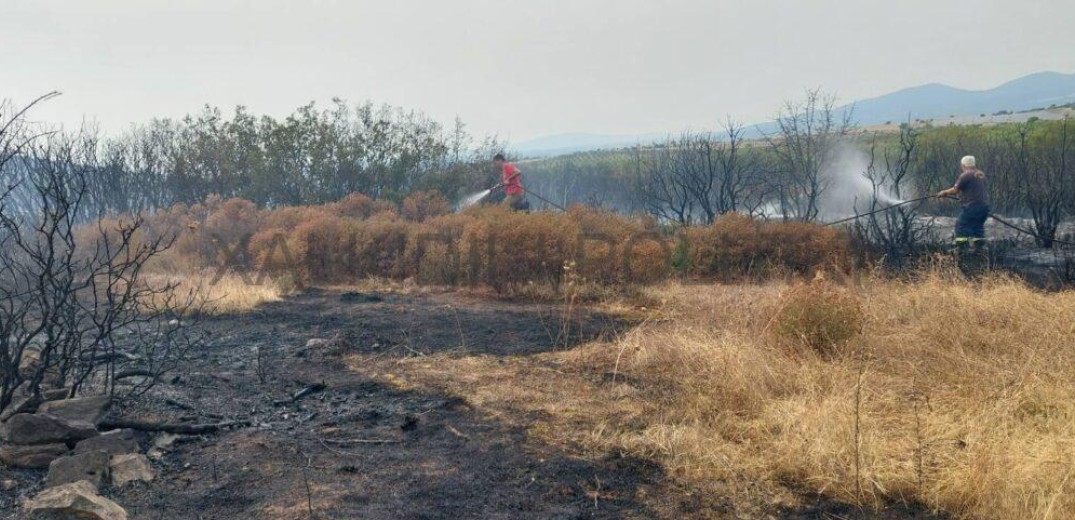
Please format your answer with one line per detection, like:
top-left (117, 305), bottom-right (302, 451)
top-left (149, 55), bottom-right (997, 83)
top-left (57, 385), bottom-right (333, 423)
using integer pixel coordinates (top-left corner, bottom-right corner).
top-left (351, 218), bottom-right (411, 278)
top-left (172, 196), bottom-right (260, 268)
top-left (687, 213), bottom-right (849, 280)
top-left (403, 212), bottom-right (474, 285)
top-left (331, 192), bottom-right (397, 220)
top-left (568, 206), bottom-right (670, 284)
top-left (288, 214), bottom-right (359, 282)
top-left (773, 277), bottom-right (864, 356)
top-left (402, 190), bottom-right (453, 222)
top-left (460, 208), bottom-right (579, 292)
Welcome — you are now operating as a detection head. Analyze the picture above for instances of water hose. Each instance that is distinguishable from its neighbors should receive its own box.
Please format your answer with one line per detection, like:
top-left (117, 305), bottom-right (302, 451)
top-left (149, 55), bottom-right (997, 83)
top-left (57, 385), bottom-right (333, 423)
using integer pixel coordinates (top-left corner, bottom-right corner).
top-left (522, 187), bottom-right (568, 212)
top-left (823, 194), bottom-right (1074, 247)
top-left (822, 196), bottom-right (936, 227)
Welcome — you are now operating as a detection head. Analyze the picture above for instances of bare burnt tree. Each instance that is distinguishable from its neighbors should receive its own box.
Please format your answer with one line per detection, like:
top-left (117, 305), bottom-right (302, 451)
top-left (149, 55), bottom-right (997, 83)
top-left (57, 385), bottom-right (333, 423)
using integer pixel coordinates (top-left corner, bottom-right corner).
top-left (851, 126), bottom-right (934, 262)
top-left (765, 89), bottom-right (854, 222)
top-left (0, 103), bottom-right (202, 415)
top-left (1021, 119), bottom-right (1073, 248)
top-left (636, 143), bottom-right (696, 225)
top-left (713, 119), bottom-right (759, 215)
top-left (634, 120), bottom-right (758, 225)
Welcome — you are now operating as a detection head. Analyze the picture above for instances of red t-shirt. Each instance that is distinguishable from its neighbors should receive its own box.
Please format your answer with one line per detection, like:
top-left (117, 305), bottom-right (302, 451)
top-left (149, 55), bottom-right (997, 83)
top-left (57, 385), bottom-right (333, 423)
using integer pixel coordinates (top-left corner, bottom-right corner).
top-left (502, 163), bottom-right (524, 195)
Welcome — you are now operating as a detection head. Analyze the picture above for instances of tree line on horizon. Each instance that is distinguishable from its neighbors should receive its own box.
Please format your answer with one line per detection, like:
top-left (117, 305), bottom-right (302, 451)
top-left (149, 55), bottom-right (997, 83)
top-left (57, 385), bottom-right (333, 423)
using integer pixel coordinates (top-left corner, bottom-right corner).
top-left (3, 92), bottom-right (1073, 249)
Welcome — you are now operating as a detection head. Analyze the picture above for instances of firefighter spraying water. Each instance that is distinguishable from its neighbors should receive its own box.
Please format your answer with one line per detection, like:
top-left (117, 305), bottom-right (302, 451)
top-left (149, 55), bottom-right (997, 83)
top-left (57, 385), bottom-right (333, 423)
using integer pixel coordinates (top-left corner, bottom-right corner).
top-left (456, 154), bottom-right (567, 212)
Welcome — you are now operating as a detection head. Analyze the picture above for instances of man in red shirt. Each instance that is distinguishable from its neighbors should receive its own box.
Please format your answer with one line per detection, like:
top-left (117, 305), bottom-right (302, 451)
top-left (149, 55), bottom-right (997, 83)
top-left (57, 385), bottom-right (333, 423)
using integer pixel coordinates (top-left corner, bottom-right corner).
top-left (493, 153), bottom-right (526, 210)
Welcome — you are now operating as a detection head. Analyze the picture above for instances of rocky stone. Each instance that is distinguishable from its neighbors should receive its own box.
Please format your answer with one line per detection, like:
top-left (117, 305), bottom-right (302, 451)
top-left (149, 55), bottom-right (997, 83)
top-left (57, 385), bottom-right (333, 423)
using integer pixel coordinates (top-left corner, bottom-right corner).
top-left (18, 350), bottom-right (41, 378)
top-left (1, 479), bottom-right (15, 491)
top-left (38, 396), bottom-right (112, 426)
top-left (109, 454), bottom-right (154, 487)
top-left (46, 450), bottom-right (111, 489)
top-left (43, 388), bottom-right (73, 401)
top-left (0, 442), bottom-right (70, 469)
top-left (0, 394), bottom-right (42, 423)
top-left (99, 428), bottom-right (137, 441)
top-left (24, 480), bottom-right (128, 520)
top-left (152, 433), bottom-right (179, 450)
top-left (0, 414), bottom-right (98, 445)
top-left (305, 338), bottom-right (327, 349)
top-left (73, 434), bottom-right (138, 457)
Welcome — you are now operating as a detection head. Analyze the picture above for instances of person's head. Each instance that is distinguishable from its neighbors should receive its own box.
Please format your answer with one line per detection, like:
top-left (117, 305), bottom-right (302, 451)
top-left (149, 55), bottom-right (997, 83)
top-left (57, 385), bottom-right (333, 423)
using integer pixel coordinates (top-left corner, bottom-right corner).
top-left (961, 155), bottom-right (977, 172)
top-left (493, 153), bottom-right (506, 166)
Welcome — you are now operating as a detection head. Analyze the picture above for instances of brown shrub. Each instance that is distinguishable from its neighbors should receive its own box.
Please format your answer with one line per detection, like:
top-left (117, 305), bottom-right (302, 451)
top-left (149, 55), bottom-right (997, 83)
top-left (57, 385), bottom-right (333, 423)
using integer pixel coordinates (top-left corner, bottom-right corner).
top-left (172, 196), bottom-right (260, 268)
top-left (568, 206), bottom-right (670, 284)
top-left (351, 218), bottom-right (411, 279)
top-left (401, 191), bottom-right (453, 222)
top-left (260, 205), bottom-right (332, 231)
top-left (403, 212), bottom-right (475, 285)
top-left (460, 208), bottom-right (580, 292)
top-left (686, 213), bottom-right (849, 280)
top-left (287, 214), bottom-right (358, 282)
top-left (126, 195), bottom-right (858, 293)
top-left (331, 193), bottom-right (397, 220)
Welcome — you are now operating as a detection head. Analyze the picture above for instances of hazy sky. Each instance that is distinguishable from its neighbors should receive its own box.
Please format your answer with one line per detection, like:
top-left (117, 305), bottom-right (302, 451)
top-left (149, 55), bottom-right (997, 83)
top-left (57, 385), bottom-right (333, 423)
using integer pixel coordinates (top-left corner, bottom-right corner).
top-left (3, 0), bottom-right (1073, 143)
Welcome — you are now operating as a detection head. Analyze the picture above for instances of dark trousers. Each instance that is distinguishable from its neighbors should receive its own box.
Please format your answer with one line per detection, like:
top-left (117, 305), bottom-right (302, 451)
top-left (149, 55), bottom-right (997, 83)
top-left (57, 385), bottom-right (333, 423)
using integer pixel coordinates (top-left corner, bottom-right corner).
top-left (955, 204), bottom-right (989, 241)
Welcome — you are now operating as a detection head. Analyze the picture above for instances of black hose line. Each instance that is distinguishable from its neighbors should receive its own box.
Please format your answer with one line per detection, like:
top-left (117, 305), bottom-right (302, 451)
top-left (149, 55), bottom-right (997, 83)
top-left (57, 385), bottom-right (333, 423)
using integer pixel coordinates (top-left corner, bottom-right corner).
top-left (822, 196), bottom-right (936, 227)
top-left (987, 213), bottom-right (1075, 247)
top-left (823, 194), bottom-right (1074, 247)
top-left (522, 188), bottom-right (568, 212)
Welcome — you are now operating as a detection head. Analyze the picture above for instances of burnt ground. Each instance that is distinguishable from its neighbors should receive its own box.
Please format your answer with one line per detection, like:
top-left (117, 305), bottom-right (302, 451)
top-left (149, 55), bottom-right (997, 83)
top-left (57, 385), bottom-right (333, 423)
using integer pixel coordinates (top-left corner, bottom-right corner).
top-left (4, 289), bottom-right (944, 519)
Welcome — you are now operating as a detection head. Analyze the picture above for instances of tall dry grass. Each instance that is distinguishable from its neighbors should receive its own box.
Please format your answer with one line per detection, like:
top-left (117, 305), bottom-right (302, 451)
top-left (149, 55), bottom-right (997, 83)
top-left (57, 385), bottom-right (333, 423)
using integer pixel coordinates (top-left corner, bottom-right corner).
top-left (142, 272), bottom-right (288, 315)
top-left (593, 272), bottom-right (1075, 519)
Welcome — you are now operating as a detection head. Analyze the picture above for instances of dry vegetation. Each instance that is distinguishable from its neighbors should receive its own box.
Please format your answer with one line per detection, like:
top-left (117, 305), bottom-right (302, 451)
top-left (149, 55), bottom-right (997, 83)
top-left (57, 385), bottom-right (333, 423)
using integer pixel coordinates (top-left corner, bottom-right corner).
top-left (85, 191), bottom-right (1074, 518)
top-left (618, 272), bottom-right (1075, 519)
top-left (110, 192), bottom-right (847, 296)
top-left (373, 269), bottom-right (1075, 519)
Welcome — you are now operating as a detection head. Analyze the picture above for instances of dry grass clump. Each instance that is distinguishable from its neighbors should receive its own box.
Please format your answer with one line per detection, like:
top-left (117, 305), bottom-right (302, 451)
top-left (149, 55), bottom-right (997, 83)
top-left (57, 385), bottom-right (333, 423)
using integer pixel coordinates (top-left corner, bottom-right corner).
top-left (596, 273), bottom-right (1075, 518)
top-left (774, 276), bottom-right (865, 356)
top-left (141, 272), bottom-right (287, 315)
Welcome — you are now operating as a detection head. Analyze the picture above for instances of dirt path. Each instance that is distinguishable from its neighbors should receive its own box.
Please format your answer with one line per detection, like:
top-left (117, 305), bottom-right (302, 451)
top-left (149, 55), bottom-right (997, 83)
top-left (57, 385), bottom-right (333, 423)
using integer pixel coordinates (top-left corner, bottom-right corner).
top-left (80, 289), bottom-right (940, 519)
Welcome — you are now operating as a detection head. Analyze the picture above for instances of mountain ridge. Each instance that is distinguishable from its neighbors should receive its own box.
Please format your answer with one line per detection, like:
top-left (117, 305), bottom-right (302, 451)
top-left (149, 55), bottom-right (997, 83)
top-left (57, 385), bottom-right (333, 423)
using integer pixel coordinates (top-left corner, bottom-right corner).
top-left (514, 71), bottom-right (1075, 157)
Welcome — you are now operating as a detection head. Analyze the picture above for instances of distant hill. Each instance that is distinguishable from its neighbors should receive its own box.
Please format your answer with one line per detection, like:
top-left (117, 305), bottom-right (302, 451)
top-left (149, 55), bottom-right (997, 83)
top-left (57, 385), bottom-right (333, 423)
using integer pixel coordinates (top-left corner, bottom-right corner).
top-left (838, 71), bottom-right (1075, 125)
top-left (512, 132), bottom-right (669, 158)
top-left (514, 71), bottom-right (1075, 157)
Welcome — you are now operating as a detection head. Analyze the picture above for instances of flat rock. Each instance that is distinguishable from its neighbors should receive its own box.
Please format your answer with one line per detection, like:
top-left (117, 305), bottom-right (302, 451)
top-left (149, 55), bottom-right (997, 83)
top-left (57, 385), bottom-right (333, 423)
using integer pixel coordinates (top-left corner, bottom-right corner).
top-left (24, 480), bottom-right (128, 520)
top-left (74, 434), bottom-right (139, 456)
top-left (38, 396), bottom-right (112, 426)
top-left (47, 450), bottom-right (111, 489)
top-left (0, 388), bottom-right (72, 423)
top-left (109, 454), bottom-right (154, 487)
top-left (0, 442), bottom-right (70, 469)
top-left (0, 394), bottom-right (42, 423)
top-left (0, 414), bottom-right (98, 445)
top-left (43, 388), bottom-right (73, 401)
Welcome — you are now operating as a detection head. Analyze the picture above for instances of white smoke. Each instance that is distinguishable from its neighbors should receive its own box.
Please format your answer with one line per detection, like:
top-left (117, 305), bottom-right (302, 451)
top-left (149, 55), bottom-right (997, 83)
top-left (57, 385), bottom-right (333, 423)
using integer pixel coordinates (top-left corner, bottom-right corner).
top-left (819, 143), bottom-right (905, 219)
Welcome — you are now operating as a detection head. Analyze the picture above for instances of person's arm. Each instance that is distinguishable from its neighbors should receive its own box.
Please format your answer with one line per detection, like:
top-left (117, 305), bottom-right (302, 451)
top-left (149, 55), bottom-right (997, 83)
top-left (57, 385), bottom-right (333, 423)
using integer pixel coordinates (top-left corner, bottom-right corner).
top-left (937, 173), bottom-right (966, 198)
top-left (937, 186), bottom-right (958, 197)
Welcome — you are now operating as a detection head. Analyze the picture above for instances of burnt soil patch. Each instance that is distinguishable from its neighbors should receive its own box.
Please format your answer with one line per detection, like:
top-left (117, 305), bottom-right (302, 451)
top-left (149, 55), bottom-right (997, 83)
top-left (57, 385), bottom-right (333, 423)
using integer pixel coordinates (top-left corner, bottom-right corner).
top-left (5, 289), bottom-right (946, 519)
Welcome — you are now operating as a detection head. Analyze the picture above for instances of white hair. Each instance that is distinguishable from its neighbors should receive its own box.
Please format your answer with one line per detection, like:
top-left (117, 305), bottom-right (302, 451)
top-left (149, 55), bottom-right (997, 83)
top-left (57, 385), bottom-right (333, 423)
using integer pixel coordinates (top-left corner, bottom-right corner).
top-left (961, 155), bottom-right (976, 168)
